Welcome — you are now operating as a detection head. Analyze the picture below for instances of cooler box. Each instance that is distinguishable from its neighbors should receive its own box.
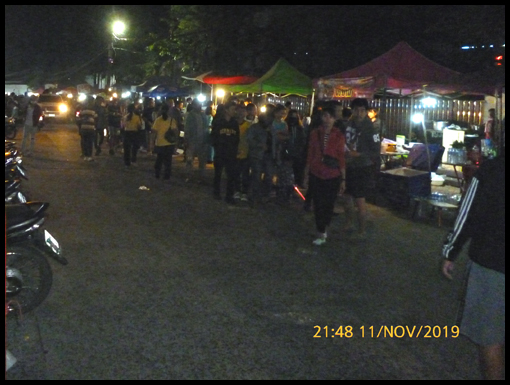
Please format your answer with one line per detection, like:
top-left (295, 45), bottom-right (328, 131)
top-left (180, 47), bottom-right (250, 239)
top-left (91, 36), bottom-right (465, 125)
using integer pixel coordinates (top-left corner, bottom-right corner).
top-left (378, 168), bottom-right (431, 207)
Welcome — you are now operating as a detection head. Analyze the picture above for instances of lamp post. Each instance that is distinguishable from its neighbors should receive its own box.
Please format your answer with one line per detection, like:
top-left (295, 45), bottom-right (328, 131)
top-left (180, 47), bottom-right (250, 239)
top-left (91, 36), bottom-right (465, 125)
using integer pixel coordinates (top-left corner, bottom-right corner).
top-left (107, 20), bottom-right (126, 89)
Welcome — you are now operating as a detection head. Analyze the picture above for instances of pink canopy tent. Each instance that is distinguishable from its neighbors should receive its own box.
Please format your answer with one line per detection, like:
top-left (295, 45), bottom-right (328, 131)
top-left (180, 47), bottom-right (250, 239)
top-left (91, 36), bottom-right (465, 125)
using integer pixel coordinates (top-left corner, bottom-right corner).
top-left (314, 42), bottom-right (465, 99)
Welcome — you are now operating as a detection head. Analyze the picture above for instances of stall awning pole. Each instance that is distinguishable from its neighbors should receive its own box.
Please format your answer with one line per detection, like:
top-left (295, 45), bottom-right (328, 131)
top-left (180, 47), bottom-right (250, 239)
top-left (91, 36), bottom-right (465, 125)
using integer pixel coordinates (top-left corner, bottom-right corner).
top-left (409, 95), bottom-right (414, 142)
top-left (381, 88), bottom-right (387, 139)
top-left (310, 90), bottom-right (316, 117)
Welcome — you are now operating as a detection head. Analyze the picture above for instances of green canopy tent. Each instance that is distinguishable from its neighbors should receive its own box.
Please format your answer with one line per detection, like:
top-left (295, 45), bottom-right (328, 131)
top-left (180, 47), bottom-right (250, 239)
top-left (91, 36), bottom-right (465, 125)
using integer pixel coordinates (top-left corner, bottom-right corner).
top-left (223, 58), bottom-right (313, 97)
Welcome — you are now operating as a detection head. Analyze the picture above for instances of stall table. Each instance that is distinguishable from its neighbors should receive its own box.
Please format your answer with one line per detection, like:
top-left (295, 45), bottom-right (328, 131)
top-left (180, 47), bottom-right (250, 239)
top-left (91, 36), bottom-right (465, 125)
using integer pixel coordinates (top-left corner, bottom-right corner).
top-left (380, 150), bottom-right (409, 170)
top-left (426, 200), bottom-right (459, 227)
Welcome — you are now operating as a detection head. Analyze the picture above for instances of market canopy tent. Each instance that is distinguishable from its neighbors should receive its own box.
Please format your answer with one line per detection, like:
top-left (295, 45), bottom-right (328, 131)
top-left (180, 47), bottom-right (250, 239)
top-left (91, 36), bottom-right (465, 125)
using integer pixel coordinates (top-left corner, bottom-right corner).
top-left (223, 58), bottom-right (313, 97)
top-left (182, 71), bottom-right (258, 86)
top-left (145, 84), bottom-right (191, 98)
top-left (135, 76), bottom-right (190, 98)
top-left (314, 41), bottom-right (464, 99)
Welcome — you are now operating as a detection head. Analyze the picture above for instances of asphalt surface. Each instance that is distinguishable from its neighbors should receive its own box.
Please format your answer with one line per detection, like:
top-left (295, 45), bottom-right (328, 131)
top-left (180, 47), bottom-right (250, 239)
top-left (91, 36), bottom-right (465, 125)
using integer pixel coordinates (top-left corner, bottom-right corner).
top-left (6, 123), bottom-right (482, 380)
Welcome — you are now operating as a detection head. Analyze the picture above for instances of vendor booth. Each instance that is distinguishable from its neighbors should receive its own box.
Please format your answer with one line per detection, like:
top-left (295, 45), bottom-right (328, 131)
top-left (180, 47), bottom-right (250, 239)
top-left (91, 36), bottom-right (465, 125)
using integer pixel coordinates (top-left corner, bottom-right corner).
top-left (218, 58), bottom-right (314, 116)
top-left (313, 42), bottom-right (500, 142)
top-left (135, 76), bottom-right (191, 98)
top-left (222, 58), bottom-right (313, 97)
top-left (315, 42), bottom-right (504, 219)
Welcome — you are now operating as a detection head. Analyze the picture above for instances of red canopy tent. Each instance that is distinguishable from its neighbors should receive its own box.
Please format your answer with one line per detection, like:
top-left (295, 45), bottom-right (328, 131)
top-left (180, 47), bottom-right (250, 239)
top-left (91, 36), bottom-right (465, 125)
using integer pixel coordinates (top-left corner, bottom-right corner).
top-left (314, 41), bottom-right (464, 99)
top-left (182, 72), bottom-right (258, 85)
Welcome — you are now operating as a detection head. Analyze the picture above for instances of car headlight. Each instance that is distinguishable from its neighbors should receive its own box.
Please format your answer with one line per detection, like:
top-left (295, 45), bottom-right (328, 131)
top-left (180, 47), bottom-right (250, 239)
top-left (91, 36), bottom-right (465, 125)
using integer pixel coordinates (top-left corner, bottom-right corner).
top-left (59, 104), bottom-right (68, 113)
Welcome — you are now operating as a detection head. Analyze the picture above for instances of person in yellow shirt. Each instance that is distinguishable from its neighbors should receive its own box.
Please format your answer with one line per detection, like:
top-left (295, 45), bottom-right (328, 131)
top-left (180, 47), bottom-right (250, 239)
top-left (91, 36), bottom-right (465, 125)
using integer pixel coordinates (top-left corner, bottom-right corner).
top-left (151, 104), bottom-right (179, 181)
top-left (122, 103), bottom-right (144, 167)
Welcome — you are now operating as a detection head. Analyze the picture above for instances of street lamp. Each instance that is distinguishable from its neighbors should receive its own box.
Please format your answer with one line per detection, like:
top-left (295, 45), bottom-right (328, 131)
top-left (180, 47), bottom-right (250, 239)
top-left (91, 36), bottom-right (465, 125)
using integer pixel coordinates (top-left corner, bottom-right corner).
top-left (107, 20), bottom-right (127, 88)
top-left (112, 20), bottom-right (126, 39)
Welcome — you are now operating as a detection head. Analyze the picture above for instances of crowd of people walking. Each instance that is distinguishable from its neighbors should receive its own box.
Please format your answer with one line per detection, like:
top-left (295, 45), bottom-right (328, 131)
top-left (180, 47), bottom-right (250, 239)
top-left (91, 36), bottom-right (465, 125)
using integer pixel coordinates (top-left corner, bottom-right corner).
top-left (72, 94), bottom-right (381, 245)
top-left (8, 91), bottom-right (381, 245)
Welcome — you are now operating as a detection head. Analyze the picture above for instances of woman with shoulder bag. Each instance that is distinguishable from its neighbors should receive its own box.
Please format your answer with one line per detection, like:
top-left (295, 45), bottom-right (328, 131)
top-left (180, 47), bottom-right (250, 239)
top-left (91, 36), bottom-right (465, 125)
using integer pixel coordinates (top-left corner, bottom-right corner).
top-left (151, 104), bottom-right (179, 182)
top-left (306, 106), bottom-right (346, 246)
top-left (122, 103), bottom-right (143, 167)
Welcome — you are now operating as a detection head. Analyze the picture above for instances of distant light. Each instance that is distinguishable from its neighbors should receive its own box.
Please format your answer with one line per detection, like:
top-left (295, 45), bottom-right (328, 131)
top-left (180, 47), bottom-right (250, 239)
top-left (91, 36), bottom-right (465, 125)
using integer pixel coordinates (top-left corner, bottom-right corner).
top-left (78, 93), bottom-right (87, 102)
top-left (412, 113), bottom-right (425, 124)
top-left (112, 92), bottom-right (118, 98)
top-left (422, 97), bottom-right (437, 108)
top-left (260, 105), bottom-right (267, 113)
top-left (67, 93), bottom-right (73, 99)
top-left (216, 89), bottom-right (225, 98)
top-left (156, 96), bottom-right (161, 100)
top-left (197, 94), bottom-right (206, 103)
top-left (461, 46), bottom-right (471, 50)
top-left (138, 98), bottom-right (143, 104)
top-left (121, 91), bottom-right (131, 99)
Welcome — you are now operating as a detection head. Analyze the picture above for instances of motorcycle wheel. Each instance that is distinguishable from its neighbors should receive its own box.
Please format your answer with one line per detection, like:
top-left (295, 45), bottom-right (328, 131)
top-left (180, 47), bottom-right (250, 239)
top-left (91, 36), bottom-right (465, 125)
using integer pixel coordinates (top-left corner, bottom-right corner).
top-left (6, 245), bottom-right (53, 315)
top-left (5, 126), bottom-right (17, 140)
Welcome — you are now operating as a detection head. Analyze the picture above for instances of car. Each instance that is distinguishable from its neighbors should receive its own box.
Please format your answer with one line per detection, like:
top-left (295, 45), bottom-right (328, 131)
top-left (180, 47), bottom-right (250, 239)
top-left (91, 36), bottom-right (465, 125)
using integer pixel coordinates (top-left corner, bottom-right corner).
top-left (37, 94), bottom-right (69, 122)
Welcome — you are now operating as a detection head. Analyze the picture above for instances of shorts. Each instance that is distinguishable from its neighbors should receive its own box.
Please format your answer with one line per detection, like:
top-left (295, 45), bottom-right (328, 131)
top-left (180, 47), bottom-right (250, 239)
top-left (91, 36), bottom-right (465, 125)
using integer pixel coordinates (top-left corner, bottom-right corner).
top-left (458, 261), bottom-right (505, 346)
top-left (345, 166), bottom-right (372, 199)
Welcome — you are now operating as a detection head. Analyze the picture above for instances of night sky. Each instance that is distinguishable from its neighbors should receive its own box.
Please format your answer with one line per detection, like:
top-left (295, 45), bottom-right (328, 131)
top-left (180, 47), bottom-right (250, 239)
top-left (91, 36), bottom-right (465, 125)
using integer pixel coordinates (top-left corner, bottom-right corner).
top-left (5, 5), bottom-right (505, 82)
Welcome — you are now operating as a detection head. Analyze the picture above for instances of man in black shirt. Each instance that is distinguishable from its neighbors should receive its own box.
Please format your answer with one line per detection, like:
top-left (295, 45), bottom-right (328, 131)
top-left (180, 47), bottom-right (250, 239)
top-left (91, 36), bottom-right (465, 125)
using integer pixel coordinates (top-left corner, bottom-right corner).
top-left (442, 155), bottom-right (505, 380)
top-left (211, 102), bottom-right (240, 204)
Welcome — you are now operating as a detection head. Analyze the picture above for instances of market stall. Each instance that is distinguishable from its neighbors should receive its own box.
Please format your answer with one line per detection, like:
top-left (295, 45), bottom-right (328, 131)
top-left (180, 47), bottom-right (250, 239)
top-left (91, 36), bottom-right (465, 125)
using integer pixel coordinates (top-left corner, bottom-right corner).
top-left (222, 58), bottom-right (313, 97)
top-left (312, 42), bottom-right (493, 141)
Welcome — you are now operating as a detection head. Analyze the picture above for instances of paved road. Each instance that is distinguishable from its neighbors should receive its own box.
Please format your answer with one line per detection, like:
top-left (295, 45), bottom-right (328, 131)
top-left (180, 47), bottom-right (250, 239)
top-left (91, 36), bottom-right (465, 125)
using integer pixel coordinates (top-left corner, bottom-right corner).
top-left (6, 123), bottom-right (481, 380)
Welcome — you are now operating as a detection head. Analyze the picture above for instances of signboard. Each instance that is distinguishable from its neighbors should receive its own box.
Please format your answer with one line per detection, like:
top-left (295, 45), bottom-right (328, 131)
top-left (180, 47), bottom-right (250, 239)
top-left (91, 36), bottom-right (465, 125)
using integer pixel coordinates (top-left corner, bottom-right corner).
top-left (317, 77), bottom-right (376, 100)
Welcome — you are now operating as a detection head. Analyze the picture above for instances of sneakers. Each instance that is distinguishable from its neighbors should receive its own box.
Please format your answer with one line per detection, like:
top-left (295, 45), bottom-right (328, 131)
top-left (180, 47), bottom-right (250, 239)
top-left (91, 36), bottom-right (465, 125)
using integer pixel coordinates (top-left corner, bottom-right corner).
top-left (234, 192), bottom-right (241, 200)
top-left (312, 232), bottom-right (327, 246)
top-left (240, 194), bottom-right (249, 202)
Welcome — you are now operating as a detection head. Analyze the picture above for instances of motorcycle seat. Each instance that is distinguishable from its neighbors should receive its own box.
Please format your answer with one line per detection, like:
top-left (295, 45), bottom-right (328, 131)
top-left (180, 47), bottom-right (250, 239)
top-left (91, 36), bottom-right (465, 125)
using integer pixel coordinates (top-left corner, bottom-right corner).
top-left (5, 202), bottom-right (49, 234)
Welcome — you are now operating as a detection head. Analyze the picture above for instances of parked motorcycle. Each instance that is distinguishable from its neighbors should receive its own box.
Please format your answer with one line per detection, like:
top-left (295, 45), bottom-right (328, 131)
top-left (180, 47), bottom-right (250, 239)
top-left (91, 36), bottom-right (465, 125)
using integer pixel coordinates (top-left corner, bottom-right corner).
top-left (5, 140), bottom-right (29, 204)
top-left (5, 179), bottom-right (27, 204)
top-left (5, 116), bottom-right (18, 139)
top-left (6, 202), bottom-right (68, 315)
top-left (5, 143), bottom-right (27, 181)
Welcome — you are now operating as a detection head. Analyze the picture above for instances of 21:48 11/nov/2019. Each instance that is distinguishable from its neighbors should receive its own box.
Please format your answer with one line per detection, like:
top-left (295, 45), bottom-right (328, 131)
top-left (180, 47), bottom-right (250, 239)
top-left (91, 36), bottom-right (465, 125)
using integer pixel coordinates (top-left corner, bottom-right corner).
top-left (313, 326), bottom-right (460, 339)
